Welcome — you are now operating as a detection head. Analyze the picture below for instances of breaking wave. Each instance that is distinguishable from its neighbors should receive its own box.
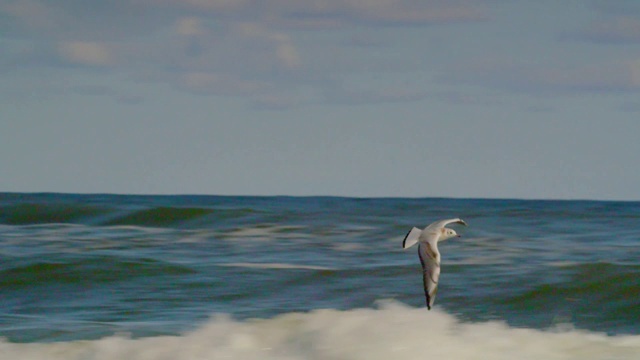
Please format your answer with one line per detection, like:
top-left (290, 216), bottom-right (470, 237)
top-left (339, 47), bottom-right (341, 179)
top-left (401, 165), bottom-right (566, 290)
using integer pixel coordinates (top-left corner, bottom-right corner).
top-left (2, 302), bottom-right (638, 360)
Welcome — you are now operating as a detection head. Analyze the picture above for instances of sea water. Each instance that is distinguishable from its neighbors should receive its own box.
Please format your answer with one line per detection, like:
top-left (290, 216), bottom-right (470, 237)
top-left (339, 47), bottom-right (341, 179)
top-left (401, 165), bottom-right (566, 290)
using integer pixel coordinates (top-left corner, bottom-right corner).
top-left (0, 193), bottom-right (639, 359)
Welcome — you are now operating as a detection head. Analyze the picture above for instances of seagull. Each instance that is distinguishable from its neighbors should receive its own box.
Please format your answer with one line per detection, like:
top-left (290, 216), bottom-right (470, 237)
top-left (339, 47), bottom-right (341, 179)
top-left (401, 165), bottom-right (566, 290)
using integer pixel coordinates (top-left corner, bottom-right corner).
top-left (402, 218), bottom-right (468, 310)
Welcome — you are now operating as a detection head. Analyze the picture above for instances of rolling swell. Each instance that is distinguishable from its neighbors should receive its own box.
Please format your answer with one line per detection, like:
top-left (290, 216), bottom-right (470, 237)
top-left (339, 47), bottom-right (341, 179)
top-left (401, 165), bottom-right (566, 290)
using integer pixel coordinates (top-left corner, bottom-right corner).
top-left (500, 262), bottom-right (640, 332)
top-left (502, 262), bottom-right (640, 305)
top-left (2, 193), bottom-right (640, 344)
top-left (0, 202), bottom-right (258, 227)
top-left (0, 257), bottom-right (197, 288)
top-left (103, 207), bottom-right (214, 227)
top-left (0, 203), bottom-right (108, 225)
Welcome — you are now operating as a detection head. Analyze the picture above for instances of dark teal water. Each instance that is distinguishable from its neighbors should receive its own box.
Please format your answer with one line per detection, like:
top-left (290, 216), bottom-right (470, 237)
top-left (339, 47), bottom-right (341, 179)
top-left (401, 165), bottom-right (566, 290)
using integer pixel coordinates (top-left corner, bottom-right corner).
top-left (1, 193), bottom-right (639, 359)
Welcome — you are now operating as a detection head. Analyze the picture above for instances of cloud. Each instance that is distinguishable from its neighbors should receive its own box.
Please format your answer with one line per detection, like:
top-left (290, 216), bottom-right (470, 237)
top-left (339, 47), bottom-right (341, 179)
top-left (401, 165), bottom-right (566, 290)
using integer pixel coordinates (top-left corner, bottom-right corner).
top-left (147, 0), bottom-right (489, 28)
top-left (71, 84), bottom-right (145, 104)
top-left (619, 101), bottom-right (640, 112)
top-left (343, 33), bottom-right (390, 48)
top-left (176, 72), bottom-right (270, 96)
top-left (2, 0), bottom-right (163, 41)
top-left (1, 0), bottom-right (490, 108)
top-left (251, 93), bottom-right (304, 110)
top-left (431, 91), bottom-right (504, 106)
top-left (70, 85), bottom-right (114, 97)
top-left (175, 17), bottom-right (205, 37)
top-left (273, 34), bottom-right (301, 69)
top-left (523, 104), bottom-right (556, 113)
top-left (447, 59), bottom-right (640, 95)
top-left (2, 0), bottom-right (58, 34)
top-left (567, 1), bottom-right (640, 44)
top-left (591, 0), bottom-right (640, 16)
top-left (58, 41), bottom-right (112, 66)
top-left (116, 94), bottom-right (144, 105)
top-left (323, 84), bottom-right (429, 105)
top-left (576, 16), bottom-right (640, 44)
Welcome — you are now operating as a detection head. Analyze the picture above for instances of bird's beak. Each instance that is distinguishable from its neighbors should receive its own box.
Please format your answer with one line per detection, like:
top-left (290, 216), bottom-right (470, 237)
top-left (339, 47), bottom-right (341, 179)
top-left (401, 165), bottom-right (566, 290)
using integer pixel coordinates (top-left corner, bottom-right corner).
top-left (457, 235), bottom-right (461, 237)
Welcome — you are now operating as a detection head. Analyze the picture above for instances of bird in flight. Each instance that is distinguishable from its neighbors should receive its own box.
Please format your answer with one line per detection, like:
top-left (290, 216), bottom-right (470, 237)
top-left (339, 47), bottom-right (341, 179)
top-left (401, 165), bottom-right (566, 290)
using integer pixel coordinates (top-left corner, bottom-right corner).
top-left (402, 218), bottom-right (468, 310)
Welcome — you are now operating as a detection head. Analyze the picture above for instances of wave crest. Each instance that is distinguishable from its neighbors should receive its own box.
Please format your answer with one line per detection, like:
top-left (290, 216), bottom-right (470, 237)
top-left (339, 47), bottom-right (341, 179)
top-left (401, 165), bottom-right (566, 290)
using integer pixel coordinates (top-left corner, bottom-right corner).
top-left (2, 302), bottom-right (638, 360)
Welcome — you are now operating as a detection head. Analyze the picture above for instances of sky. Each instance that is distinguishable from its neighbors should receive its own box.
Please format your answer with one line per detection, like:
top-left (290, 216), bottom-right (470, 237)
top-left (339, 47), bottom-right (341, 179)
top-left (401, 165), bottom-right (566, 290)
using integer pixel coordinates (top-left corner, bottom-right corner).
top-left (2, 0), bottom-right (640, 200)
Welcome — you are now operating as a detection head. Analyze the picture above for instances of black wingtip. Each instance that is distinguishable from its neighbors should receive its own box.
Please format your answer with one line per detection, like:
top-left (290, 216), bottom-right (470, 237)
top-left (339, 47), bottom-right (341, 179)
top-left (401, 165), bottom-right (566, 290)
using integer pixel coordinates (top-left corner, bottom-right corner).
top-left (402, 228), bottom-right (412, 248)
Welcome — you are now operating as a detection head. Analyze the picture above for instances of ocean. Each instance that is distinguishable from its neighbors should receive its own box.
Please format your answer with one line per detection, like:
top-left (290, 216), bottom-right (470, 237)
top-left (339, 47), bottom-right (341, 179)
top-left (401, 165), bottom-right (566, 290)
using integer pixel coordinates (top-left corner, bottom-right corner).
top-left (0, 193), bottom-right (639, 359)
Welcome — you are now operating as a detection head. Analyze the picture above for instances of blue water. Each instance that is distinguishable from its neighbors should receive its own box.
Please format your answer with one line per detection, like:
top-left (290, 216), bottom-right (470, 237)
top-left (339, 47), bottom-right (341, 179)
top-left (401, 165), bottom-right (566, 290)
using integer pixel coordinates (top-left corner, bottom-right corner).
top-left (1, 193), bottom-right (639, 359)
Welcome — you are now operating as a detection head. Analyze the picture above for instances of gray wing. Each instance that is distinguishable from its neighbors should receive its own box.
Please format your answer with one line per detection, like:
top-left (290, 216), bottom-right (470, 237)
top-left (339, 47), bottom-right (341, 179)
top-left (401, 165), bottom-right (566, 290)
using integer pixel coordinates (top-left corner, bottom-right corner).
top-left (418, 241), bottom-right (441, 310)
top-left (425, 218), bottom-right (467, 231)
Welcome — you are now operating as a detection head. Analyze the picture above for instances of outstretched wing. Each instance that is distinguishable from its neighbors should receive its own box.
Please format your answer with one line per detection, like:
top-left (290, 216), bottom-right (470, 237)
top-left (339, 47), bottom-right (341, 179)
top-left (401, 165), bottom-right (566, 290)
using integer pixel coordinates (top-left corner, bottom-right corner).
top-left (426, 218), bottom-right (467, 231)
top-left (402, 227), bottom-right (422, 249)
top-left (418, 241), bottom-right (441, 310)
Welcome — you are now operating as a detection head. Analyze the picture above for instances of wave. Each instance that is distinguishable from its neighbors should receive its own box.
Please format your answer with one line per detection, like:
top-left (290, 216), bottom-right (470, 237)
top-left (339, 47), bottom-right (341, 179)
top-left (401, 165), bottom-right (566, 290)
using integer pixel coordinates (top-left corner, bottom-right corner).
top-left (103, 207), bottom-right (214, 227)
top-left (0, 203), bottom-right (256, 227)
top-left (497, 262), bottom-right (640, 332)
top-left (0, 203), bottom-right (107, 225)
top-left (218, 262), bottom-right (334, 270)
top-left (1, 302), bottom-right (638, 360)
top-left (500, 262), bottom-right (640, 308)
top-left (0, 258), bottom-right (196, 287)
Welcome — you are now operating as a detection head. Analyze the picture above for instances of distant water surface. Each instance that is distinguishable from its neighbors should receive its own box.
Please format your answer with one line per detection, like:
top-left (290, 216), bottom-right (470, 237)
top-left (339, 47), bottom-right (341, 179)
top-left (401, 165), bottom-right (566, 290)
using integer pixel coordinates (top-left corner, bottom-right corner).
top-left (1, 193), bottom-right (639, 359)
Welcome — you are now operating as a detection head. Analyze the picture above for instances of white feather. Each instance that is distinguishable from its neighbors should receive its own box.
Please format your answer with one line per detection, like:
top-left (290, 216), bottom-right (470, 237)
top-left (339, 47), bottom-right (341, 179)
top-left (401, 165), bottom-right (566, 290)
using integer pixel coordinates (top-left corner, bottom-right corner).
top-left (402, 227), bottom-right (422, 249)
top-left (402, 218), bottom-right (468, 310)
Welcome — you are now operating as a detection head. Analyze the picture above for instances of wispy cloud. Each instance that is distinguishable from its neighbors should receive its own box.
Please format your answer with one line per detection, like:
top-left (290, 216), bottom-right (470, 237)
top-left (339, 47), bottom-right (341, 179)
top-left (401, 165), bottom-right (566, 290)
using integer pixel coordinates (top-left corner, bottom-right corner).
top-left (446, 59), bottom-right (640, 95)
top-left (71, 84), bottom-right (145, 105)
top-left (591, 0), bottom-right (640, 17)
top-left (176, 72), bottom-right (270, 97)
top-left (10, 1), bottom-right (640, 109)
top-left (576, 16), bottom-right (640, 44)
top-left (1, 0), bottom-right (489, 108)
top-left (566, 1), bottom-right (640, 44)
top-left (324, 85), bottom-right (429, 105)
top-left (431, 90), bottom-right (505, 107)
top-left (145, 0), bottom-right (489, 28)
top-left (58, 41), bottom-right (113, 67)
top-left (619, 101), bottom-right (640, 112)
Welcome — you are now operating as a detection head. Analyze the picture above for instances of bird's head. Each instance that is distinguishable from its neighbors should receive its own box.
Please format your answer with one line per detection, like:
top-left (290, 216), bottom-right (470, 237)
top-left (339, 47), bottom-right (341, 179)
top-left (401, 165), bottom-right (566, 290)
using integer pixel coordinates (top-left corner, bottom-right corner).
top-left (441, 228), bottom-right (460, 240)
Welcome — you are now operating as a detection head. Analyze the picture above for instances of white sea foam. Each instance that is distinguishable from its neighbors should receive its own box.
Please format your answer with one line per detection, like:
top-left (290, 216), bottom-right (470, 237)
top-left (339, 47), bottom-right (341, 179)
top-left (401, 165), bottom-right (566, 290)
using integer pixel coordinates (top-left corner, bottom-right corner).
top-left (218, 262), bottom-right (334, 270)
top-left (220, 225), bottom-right (308, 241)
top-left (331, 242), bottom-right (364, 252)
top-left (2, 301), bottom-right (638, 360)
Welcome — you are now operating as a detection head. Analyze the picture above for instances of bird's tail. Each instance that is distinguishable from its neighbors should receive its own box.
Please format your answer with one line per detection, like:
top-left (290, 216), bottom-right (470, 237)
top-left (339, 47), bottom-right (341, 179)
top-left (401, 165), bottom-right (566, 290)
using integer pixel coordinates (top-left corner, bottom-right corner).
top-left (402, 227), bottom-right (422, 249)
